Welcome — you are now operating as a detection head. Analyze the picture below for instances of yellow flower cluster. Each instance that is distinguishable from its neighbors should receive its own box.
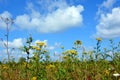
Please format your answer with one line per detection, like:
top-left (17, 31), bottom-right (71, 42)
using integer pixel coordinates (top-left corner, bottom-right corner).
top-left (2, 64), bottom-right (9, 70)
top-left (46, 64), bottom-right (55, 69)
top-left (63, 56), bottom-right (68, 59)
top-left (32, 46), bottom-right (41, 51)
top-left (32, 76), bottom-right (37, 80)
top-left (104, 70), bottom-right (109, 75)
top-left (67, 50), bottom-right (78, 55)
top-left (96, 38), bottom-right (102, 41)
top-left (36, 42), bottom-right (45, 47)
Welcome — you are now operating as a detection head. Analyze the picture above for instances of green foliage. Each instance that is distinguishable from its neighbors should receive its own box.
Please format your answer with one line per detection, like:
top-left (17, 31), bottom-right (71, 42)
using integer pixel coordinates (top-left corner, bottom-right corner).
top-left (0, 37), bottom-right (120, 80)
top-left (18, 57), bottom-right (26, 63)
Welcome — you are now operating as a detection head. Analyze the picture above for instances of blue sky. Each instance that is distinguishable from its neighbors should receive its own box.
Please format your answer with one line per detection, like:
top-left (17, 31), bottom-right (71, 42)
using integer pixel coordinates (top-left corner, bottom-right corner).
top-left (0, 0), bottom-right (120, 61)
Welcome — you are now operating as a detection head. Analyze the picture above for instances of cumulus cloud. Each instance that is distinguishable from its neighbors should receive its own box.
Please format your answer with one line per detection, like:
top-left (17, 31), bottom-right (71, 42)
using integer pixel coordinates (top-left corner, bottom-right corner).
top-left (15, 1), bottom-right (84, 33)
top-left (0, 1), bottom-right (84, 33)
top-left (8, 38), bottom-right (24, 48)
top-left (102, 0), bottom-right (115, 8)
top-left (95, 7), bottom-right (120, 38)
top-left (36, 0), bottom-right (68, 13)
top-left (0, 38), bottom-right (24, 61)
top-left (97, 0), bottom-right (116, 16)
top-left (0, 38), bottom-right (24, 48)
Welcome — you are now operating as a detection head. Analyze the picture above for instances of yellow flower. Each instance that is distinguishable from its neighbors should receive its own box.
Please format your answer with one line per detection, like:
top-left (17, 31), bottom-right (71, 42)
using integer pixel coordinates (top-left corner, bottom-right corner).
top-left (23, 62), bottom-right (27, 67)
top-left (36, 42), bottom-right (45, 47)
top-left (2, 64), bottom-right (9, 69)
top-left (74, 40), bottom-right (82, 45)
top-left (32, 46), bottom-right (41, 51)
top-left (64, 50), bottom-right (78, 55)
top-left (63, 56), bottom-right (68, 59)
top-left (69, 50), bottom-right (78, 55)
top-left (96, 38), bottom-right (102, 41)
top-left (31, 46), bottom-right (38, 49)
top-left (104, 70), bottom-right (109, 75)
top-left (36, 47), bottom-right (41, 51)
top-left (46, 64), bottom-right (55, 69)
top-left (43, 50), bottom-right (47, 53)
top-left (32, 76), bottom-right (37, 80)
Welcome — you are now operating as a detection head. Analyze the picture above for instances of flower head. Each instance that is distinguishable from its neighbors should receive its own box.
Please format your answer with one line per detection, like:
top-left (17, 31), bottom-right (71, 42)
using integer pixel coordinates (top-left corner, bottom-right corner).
top-left (63, 56), bottom-right (68, 59)
top-left (46, 64), bottom-right (55, 69)
top-left (32, 76), bottom-right (37, 80)
top-left (36, 42), bottom-right (46, 47)
top-left (36, 47), bottom-right (41, 50)
top-left (113, 73), bottom-right (120, 77)
top-left (2, 64), bottom-right (9, 70)
top-left (70, 50), bottom-right (77, 55)
top-left (104, 70), bottom-right (109, 75)
top-left (32, 46), bottom-right (41, 51)
top-left (65, 49), bottom-right (78, 55)
top-left (96, 38), bottom-right (102, 41)
top-left (74, 40), bottom-right (82, 45)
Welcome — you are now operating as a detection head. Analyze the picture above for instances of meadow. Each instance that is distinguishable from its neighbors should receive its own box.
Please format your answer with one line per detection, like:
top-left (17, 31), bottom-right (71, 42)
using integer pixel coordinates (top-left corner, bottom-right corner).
top-left (0, 36), bottom-right (120, 80)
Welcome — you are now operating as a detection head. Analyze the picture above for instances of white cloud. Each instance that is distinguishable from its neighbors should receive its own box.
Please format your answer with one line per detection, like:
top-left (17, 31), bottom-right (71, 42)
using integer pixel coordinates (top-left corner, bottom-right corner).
top-left (9, 38), bottom-right (24, 48)
top-left (95, 7), bottom-right (120, 38)
top-left (97, 0), bottom-right (116, 16)
top-left (0, 11), bottom-right (12, 29)
top-left (15, 2), bottom-right (84, 33)
top-left (37, 0), bottom-right (68, 13)
top-left (101, 0), bottom-right (115, 9)
top-left (0, 38), bottom-right (24, 48)
top-left (0, 38), bottom-right (24, 61)
top-left (48, 46), bottom-right (55, 50)
top-left (0, 1), bottom-right (84, 33)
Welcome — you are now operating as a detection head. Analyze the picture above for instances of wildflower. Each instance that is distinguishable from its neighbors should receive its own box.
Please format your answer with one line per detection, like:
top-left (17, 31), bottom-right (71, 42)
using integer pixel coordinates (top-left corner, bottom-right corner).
top-left (108, 67), bottom-right (115, 71)
top-left (113, 73), bottom-right (120, 77)
top-left (31, 46), bottom-right (38, 49)
top-left (32, 76), bottom-right (37, 80)
top-left (36, 42), bottom-right (45, 47)
top-left (69, 50), bottom-right (78, 55)
top-left (83, 51), bottom-right (87, 55)
top-left (2, 64), bottom-right (9, 69)
top-left (74, 40), bottom-right (82, 45)
top-left (63, 56), bottom-right (68, 59)
top-left (49, 64), bottom-right (55, 68)
top-left (32, 46), bottom-right (41, 51)
top-left (43, 50), bottom-right (47, 53)
top-left (96, 38), bottom-right (102, 41)
top-left (23, 62), bottom-right (27, 67)
top-left (104, 70), bottom-right (109, 75)
top-left (35, 47), bottom-right (41, 51)
top-left (64, 50), bottom-right (78, 55)
top-left (46, 64), bottom-right (55, 69)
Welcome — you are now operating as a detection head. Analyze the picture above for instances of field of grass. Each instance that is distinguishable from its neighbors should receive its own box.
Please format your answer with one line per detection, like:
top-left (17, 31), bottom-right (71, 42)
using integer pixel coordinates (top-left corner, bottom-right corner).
top-left (0, 37), bottom-right (120, 80)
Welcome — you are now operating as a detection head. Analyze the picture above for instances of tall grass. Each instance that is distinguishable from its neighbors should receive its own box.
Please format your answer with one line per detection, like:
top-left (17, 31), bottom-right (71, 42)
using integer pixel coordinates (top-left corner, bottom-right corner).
top-left (0, 36), bottom-right (120, 80)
